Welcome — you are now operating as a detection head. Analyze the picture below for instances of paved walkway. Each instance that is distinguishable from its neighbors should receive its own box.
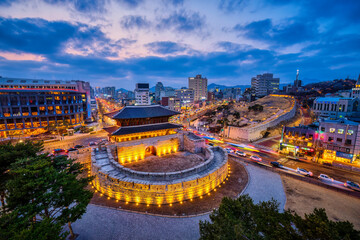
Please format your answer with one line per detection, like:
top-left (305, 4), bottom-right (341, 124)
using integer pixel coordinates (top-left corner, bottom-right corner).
top-left (242, 164), bottom-right (286, 211)
top-left (72, 164), bottom-right (286, 240)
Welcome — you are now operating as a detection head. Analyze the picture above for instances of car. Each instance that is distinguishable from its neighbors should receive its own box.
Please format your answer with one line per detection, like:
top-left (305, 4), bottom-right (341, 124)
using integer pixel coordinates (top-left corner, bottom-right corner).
top-left (271, 161), bottom-right (283, 168)
top-left (74, 144), bottom-right (83, 149)
top-left (66, 148), bottom-right (78, 153)
top-left (296, 167), bottom-right (313, 177)
top-left (250, 155), bottom-right (262, 162)
top-left (88, 142), bottom-right (97, 146)
top-left (318, 174), bottom-right (333, 181)
top-left (344, 181), bottom-right (360, 191)
top-left (52, 148), bottom-right (66, 154)
top-left (225, 148), bottom-right (234, 153)
top-left (99, 138), bottom-right (108, 144)
top-left (235, 151), bottom-right (246, 157)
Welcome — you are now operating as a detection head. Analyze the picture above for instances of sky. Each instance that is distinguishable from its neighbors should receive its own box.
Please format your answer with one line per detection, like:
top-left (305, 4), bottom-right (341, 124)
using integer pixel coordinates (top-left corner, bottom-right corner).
top-left (0, 0), bottom-right (359, 90)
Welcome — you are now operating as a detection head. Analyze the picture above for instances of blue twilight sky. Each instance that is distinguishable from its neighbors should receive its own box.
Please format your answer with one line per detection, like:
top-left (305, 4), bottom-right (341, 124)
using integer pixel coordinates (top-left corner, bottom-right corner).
top-left (0, 0), bottom-right (359, 89)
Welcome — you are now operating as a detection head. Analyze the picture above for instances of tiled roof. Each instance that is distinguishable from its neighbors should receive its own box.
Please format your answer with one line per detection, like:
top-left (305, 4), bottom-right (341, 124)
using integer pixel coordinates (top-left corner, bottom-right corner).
top-left (112, 105), bottom-right (180, 119)
top-left (111, 123), bottom-right (181, 136)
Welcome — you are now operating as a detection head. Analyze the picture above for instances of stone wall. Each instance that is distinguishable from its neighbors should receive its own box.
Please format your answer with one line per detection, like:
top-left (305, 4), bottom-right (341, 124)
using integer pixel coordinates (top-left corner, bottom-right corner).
top-left (114, 133), bottom-right (183, 164)
top-left (184, 132), bottom-right (205, 153)
top-left (91, 146), bottom-right (229, 205)
top-left (224, 96), bottom-right (296, 142)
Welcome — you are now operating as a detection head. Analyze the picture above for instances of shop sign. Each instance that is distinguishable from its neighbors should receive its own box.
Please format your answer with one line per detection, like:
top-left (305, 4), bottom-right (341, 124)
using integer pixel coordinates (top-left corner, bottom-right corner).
top-left (336, 151), bottom-right (353, 159)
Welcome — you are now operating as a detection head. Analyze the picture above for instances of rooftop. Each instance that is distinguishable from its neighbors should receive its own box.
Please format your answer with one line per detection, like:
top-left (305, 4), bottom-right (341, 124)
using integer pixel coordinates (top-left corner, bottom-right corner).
top-left (112, 105), bottom-right (180, 120)
top-left (0, 77), bottom-right (77, 85)
top-left (320, 118), bottom-right (359, 126)
top-left (314, 97), bottom-right (353, 102)
top-left (111, 122), bottom-right (181, 136)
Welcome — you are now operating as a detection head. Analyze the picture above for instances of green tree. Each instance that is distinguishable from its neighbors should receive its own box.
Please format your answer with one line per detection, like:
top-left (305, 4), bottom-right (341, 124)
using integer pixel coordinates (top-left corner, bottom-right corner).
top-left (199, 195), bottom-right (359, 240)
top-left (0, 141), bottom-right (43, 210)
top-left (1, 154), bottom-right (93, 239)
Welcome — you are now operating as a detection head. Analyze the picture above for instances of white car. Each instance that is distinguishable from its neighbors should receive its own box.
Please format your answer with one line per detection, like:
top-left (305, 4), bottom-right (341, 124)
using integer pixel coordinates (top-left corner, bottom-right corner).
top-left (296, 168), bottom-right (313, 177)
top-left (250, 155), bottom-right (262, 162)
top-left (235, 151), bottom-right (246, 157)
top-left (318, 174), bottom-right (333, 182)
top-left (225, 148), bottom-right (234, 153)
top-left (344, 181), bottom-right (360, 191)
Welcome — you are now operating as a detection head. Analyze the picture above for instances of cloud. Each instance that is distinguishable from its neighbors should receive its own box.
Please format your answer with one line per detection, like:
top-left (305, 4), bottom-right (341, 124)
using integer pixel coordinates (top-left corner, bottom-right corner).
top-left (218, 0), bottom-right (248, 12)
top-left (120, 15), bottom-right (151, 29)
top-left (216, 41), bottom-right (252, 52)
top-left (157, 10), bottom-right (205, 33)
top-left (145, 41), bottom-right (187, 54)
top-left (43, 0), bottom-right (108, 13)
top-left (0, 17), bottom-right (136, 59)
top-left (0, 17), bottom-right (78, 55)
top-left (115, 0), bottom-right (143, 8)
top-left (234, 18), bottom-right (318, 46)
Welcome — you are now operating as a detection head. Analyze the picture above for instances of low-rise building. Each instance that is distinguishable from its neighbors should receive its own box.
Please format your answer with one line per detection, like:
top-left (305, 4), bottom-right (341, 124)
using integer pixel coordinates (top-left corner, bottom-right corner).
top-left (318, 118), bottom-right (360, 163)
top-left (280, 124), bottom-right (318, 157)
top-left (312, 97), bottom-right (360, 119)
top-left (0, 77), bottom-right (91, 137)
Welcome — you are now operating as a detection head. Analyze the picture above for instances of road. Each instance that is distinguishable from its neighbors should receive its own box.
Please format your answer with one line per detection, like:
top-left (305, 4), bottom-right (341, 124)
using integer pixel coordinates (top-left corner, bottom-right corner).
top-left (190, 130), bottom-right (360, 195)
top-left (43, 130), bottom-right (108, 152)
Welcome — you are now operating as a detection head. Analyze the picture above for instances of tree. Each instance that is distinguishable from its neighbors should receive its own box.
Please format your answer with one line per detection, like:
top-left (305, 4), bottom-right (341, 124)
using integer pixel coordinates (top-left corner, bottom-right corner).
top-left (0, 141), bottom-right (43, 210)
top-left (1, 154), bottom-right (93, 239)
top-left (199, 195), bottom-right (359, 240)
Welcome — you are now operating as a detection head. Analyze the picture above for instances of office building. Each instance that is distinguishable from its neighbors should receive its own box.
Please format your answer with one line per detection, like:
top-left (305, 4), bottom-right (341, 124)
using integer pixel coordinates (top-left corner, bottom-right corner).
top-left (251, 73), bottom-right (279, 97)
top-left (155, 82), bottom-right (164, 101)
top-left (188, 74), bottom-right (208, 101)
top-left (135, 83), bottom-right (150, 105)
top-left (0, 77), bottom-right (91, 137)
top-left (104, 86), bottom-right (115, 98)
top-left (175, 88), bottom-right (194, 108)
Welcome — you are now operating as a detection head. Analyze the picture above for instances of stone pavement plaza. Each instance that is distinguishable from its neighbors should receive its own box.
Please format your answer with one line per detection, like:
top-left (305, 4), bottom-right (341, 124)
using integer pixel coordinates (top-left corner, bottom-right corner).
top-left (72, 164), bottom-right (286, 240)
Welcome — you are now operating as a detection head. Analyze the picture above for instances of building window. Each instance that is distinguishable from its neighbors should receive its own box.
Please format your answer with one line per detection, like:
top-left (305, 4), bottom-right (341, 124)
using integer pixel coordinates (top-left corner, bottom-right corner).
top-left (328, 137), bottom-right (334, 142)
top-left (338, 129), bottom-right (344, 134)
top-left (321, 127), bottom-right (325, 132)
top-left (329, 128), bottom-right (335, 133)
top-left (345, 139), bottom-right (352, 145)
top-left (347, 130), bottom-right (354, 135)
top-left (336, 138), bottom-right (342, 143)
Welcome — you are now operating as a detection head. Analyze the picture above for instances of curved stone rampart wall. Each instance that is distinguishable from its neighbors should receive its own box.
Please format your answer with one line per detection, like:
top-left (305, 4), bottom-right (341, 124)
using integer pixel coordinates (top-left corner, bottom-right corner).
top-left (224, 96), bottom-right (296, 142)
top-left (91, 146), bottom-right (228, 205)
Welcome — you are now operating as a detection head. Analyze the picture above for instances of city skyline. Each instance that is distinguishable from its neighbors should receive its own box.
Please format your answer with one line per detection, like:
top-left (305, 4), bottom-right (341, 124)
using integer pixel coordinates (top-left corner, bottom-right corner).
top-left (0, 0), bottom-right (359, 89)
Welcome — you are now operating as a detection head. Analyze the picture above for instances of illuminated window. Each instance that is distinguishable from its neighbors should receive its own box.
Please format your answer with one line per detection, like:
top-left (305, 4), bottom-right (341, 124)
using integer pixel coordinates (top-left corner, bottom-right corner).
top-left (338, 129), bottom-right (344, 134)
top-left (347, 130), bottom-right (354, 135)
top-left (329, 128), bottom-right (335, 133)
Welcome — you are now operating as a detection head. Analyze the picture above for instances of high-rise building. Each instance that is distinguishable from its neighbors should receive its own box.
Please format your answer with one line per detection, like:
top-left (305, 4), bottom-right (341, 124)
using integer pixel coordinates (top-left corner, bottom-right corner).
top-left (104, 86), bottom-right (115, 98)
top-left (251, 73), bottom-right (279, 97)
top-left (135, 83), bottom-right (150, 105)
top-left (155, 82), bottom-right (164, 101)
top-left (188, 74), bottom-right (208, 101)
top-left (294, 69), bottom-right (302, 88)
